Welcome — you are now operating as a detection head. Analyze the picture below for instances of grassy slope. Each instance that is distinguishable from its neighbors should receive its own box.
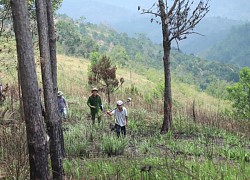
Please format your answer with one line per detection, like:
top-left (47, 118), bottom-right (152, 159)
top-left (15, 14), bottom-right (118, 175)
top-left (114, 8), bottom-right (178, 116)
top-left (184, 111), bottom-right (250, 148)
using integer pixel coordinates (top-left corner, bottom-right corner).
top-left (55, 56), bottom-right (250, 179)
top-left (2, 53), bottom-right (250, 179)
top-left (55, 54), bottom-right (231, 112)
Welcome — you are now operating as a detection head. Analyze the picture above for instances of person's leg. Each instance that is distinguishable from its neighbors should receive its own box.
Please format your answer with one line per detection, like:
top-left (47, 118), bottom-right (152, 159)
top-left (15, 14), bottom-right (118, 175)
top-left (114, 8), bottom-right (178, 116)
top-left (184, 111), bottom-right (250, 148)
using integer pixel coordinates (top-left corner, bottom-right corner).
top-left (121, 126), bottom-right (126, 137)
top-left (115, 124), bottom-right (121, 137)
top-left (91, 112), bottom-right (96, 125)
top-left (59, 109), bottom-right (64, 118)
top-left (97, 113), bottom-right (101, 124)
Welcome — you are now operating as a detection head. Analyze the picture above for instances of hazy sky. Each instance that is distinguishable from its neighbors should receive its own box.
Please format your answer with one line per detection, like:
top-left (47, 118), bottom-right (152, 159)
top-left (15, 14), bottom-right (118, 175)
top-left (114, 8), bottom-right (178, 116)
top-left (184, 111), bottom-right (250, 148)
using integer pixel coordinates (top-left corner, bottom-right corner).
top-left (60, 0), bottom-right (156, 11)
top-left (59, 0), bottom-right (250, 20)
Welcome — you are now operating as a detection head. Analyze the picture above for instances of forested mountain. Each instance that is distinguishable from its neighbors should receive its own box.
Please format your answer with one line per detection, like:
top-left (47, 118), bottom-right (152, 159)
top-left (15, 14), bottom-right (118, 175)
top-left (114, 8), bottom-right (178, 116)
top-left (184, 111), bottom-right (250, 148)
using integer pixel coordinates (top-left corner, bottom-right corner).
top-left (57, 1), bottom-right (249, 63)
top-left (177, 17), bottom-right (244, 54)
top-left (200, 23), bottom-right (250, 67)
top-left (56, 14), bottom-right (240, 91)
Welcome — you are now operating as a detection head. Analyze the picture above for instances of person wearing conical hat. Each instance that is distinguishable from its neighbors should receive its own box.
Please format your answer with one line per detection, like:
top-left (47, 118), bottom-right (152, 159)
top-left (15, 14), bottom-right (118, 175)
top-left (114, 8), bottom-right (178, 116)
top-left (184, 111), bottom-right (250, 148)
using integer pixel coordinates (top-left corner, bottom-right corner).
top-left (57, 91), bottom-right (68, 119)
top-left (87, 87), bottom-right (103, 125)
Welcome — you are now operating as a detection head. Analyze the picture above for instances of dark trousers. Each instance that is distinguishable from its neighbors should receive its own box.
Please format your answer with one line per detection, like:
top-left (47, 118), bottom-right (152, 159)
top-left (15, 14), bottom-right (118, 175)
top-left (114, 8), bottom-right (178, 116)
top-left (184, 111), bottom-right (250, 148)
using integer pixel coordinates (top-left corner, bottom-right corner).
top-left (91, 112), bottom-right (101, 124)
top-left (115, 124), bottom-right (126, 137)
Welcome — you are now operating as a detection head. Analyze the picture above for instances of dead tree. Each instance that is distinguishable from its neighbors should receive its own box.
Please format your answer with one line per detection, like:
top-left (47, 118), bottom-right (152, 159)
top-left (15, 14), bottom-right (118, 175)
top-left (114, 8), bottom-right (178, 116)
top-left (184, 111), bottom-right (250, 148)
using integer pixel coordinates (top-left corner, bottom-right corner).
top-left (10, 0), bottom-right (50, 178)
top-left (35, 0), bottom-right (64, 178)
top-left (140, 0), bottom-right (210, 133)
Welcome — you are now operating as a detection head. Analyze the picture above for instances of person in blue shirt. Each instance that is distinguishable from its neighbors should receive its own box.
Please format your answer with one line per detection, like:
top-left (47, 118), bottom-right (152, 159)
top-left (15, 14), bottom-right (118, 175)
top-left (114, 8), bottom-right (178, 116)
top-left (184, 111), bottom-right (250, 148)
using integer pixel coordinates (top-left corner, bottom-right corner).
top-left (57, 91), bottom-right (68, 119)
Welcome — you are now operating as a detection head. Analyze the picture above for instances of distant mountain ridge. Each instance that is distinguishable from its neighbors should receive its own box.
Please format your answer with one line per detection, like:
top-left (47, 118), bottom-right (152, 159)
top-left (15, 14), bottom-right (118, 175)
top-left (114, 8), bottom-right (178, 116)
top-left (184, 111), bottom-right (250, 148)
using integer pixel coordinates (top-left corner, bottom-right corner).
top-left (55, 14), bottom-right (240, 92)
top-left (58, 0), bottom-right (249, 55)
top-left (200, 23), bottom-right (250, 67)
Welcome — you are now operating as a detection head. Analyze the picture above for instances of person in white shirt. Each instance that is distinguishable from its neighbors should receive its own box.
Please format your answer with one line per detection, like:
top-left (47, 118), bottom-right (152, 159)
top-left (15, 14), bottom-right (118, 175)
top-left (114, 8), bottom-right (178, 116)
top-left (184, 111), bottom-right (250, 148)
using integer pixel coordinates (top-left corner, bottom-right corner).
top-left (107, 100), bottom-right (128, 137)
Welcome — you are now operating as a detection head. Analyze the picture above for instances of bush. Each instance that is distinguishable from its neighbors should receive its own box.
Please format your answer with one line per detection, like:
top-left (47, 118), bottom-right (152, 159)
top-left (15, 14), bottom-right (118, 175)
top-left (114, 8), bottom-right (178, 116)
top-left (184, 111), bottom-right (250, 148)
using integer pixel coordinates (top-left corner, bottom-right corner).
top-left (64, 123), bottom-right (90, 157)
top-left (101, 134), bottom-right (128, 156)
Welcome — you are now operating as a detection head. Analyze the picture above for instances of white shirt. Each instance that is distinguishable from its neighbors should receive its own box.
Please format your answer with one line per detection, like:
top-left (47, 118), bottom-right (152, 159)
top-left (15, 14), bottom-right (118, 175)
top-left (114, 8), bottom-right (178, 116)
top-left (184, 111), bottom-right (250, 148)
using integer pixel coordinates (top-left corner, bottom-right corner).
top-left (111, 107), bottom-right (128, 126)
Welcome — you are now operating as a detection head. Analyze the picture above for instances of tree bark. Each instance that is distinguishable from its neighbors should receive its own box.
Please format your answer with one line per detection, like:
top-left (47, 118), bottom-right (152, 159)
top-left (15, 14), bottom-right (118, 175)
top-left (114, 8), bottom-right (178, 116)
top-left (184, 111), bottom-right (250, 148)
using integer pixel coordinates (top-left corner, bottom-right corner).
top-left (10, 0), bottom-right (50, 179)
top-left (159, 0), bottom-right (173, 133)
top-left (35, 0), bottom-right (64, 179)
top-left (46, 0), bottom-right (57, 92)
top-left (46, 0), bottom-right (65, 158)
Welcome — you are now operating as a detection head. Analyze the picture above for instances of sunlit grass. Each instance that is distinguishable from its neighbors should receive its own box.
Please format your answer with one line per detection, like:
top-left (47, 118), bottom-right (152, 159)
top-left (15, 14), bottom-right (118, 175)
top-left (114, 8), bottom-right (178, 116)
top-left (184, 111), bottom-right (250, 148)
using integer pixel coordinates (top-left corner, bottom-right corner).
top-left (2, 52), bottom-right (248, 179)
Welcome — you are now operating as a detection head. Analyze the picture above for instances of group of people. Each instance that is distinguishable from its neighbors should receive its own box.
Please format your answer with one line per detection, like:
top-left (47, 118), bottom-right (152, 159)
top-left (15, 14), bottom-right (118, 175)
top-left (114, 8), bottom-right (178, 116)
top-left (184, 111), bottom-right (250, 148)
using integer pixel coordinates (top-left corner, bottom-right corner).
top-left (87, 87), bottom-right (128, 137)
top-left (2, 83), bottom-right (128, 136)
top-left (39, 87), bottom-right (128, 137)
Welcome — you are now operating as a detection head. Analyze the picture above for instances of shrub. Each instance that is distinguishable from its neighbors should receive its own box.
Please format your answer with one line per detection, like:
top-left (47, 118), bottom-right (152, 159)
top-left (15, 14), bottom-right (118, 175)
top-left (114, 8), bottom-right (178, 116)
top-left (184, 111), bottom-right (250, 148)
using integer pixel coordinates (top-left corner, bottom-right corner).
top-left (101, 134), bottom-right (128, 156)
top-left (64, 123), bottom-right (90, 157)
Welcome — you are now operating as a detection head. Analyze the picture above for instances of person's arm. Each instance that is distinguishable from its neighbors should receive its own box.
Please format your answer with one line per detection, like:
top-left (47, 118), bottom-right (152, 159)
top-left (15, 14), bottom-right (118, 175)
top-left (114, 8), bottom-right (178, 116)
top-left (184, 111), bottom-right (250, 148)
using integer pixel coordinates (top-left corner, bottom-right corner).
top-left (107, 109), bottom-right (115, 116)
top-left (107, 111), bottom-right (112, 116)
top-left (96, 95), bottom-right (103, 110)
top-left (125, 108), bottom-right (128, 125)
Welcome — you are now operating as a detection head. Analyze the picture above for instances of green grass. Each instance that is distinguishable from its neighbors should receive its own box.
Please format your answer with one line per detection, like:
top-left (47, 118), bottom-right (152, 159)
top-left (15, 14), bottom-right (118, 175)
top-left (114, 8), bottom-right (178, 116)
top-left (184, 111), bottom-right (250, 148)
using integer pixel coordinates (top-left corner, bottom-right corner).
top-left (60, 108), bottom-right (250, 179)
top-left (1, 52), bottom-right (250, 179)
top-left (101, 134), bottom-right (129, 156)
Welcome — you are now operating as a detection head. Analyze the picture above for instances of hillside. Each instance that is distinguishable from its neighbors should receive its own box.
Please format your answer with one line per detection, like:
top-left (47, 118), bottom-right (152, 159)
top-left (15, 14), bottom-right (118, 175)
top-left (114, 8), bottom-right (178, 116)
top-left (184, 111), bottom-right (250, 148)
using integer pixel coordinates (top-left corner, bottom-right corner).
top-left (2, 53), bottom-right (250, 179)
top-left (177, 17), bottom-right (244, 54)
top-left (200, 23), bottom-right (250, 67)
top-left (1, 14), bottom-right (250, 179)
top-left (55, 14), bottom-right (240, 93)
top-left (55, 55), bottom-right (225, 107)
top-left (1, 1), bottom-right (250, 178)
top-left (58, 0), bottom-right (249, 56)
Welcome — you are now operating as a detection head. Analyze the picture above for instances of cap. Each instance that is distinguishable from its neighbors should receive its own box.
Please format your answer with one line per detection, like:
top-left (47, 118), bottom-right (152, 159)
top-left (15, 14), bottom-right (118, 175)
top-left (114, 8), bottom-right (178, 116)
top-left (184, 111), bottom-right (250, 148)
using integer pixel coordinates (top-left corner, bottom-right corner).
top-left (58, 91), bottom-right (63, 96)
top-left (91, 87), bottom-right (98, 92)
top-left (117, 100), bottom-right (123, 106)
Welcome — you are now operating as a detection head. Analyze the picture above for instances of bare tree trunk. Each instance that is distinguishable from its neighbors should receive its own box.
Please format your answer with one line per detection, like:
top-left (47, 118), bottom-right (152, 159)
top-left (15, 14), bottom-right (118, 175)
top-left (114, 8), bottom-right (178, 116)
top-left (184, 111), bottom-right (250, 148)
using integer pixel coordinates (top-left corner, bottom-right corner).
top-left (140, 0), bottom-right (209, 132)
top-left (46, 0), bottom-right (65, 157)
top-left (35, 0), bottom-right (64, 178)
top-left (159, 0), bottom-right (172, 133)
top-left (10, 0), bottom-right (50, 179)
top-left (46, 0), bottom-right (57, 91)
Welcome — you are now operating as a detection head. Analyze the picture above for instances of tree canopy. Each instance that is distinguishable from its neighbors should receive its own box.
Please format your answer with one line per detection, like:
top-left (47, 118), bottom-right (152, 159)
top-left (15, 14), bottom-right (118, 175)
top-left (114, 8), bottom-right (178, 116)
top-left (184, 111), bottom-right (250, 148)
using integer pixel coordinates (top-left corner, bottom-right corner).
top-left (227, 67), bottom-right (250, 119)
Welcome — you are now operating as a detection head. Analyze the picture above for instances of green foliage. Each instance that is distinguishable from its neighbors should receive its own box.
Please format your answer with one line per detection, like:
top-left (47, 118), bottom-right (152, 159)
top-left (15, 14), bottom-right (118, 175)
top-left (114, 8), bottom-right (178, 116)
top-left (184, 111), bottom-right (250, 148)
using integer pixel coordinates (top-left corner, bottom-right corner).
top-left (64, 123), bottom-right (90, 157)
top-left (205, 80), bottom-right (230, 99)
top-left (89, 51), bottom-right (100, 66)
top-left (171, 50), bottom-right (240, 90)
top-left (88, 56), bottom-right (120, 103)
top-left (56, 15), bottom-right (98, 57)
top-left (227, 67), bottom-right (250, 119)
top-left (101, 134), bottom-right (128, 156)
top-left (27, 0), bottom-right (63, 11)
top-left (55, 14), bottom-right (240, 95)
top-left (107, 45), bottom-right (129, 67)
